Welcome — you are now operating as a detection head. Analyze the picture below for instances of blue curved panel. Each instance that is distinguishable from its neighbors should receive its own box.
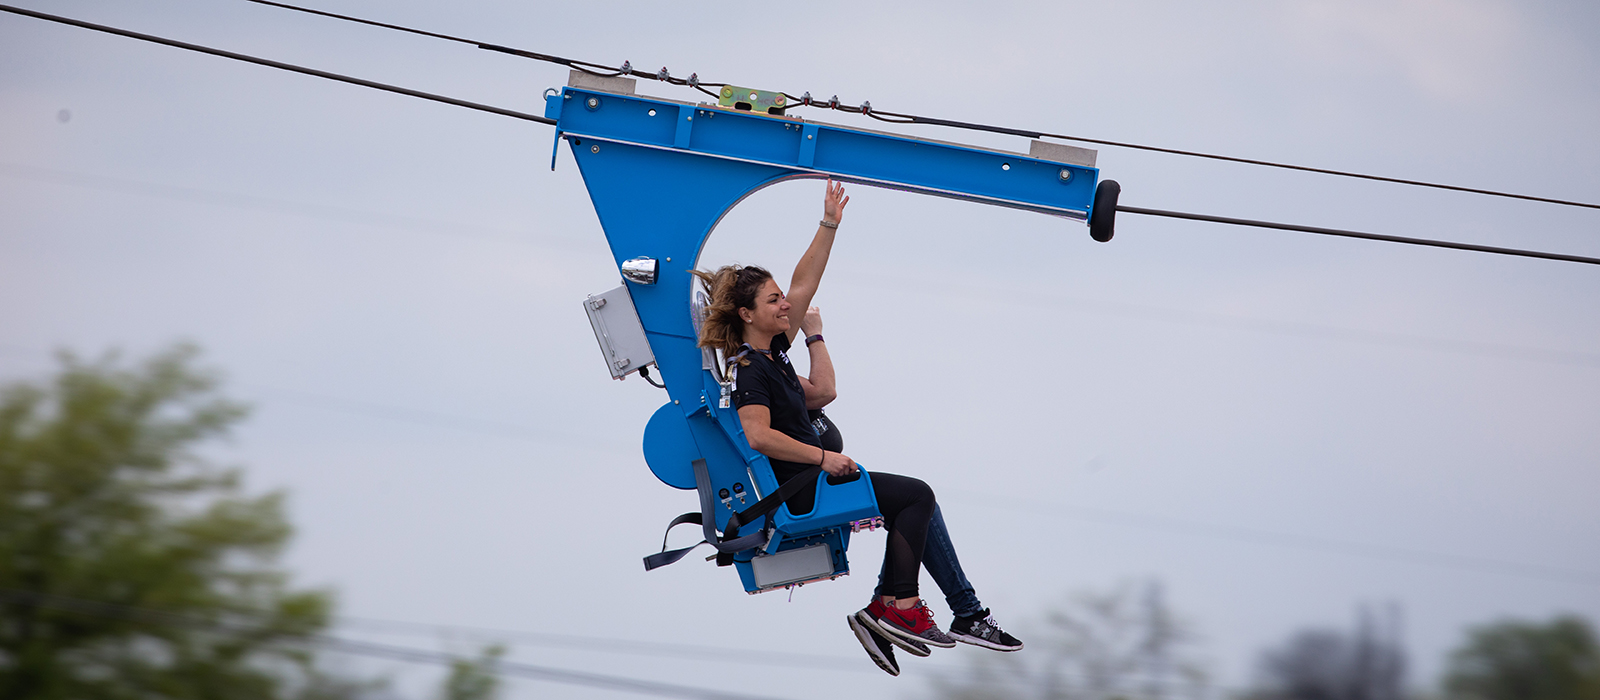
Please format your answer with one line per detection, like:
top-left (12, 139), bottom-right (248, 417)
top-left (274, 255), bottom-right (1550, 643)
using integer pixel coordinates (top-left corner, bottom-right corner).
top-left (642, 402), bottom-right (700, 490)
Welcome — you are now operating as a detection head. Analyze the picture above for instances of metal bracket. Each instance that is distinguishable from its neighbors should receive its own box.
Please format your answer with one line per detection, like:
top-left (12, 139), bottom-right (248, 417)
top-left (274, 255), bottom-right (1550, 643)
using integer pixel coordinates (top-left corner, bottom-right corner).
top-left (717, 85), bottom-right (787, 114)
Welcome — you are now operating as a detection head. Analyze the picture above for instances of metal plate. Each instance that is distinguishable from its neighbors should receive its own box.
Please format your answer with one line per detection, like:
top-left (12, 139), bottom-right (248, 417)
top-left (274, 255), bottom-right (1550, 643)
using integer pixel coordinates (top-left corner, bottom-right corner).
top-left (750, 543), bottom-right (835, 589)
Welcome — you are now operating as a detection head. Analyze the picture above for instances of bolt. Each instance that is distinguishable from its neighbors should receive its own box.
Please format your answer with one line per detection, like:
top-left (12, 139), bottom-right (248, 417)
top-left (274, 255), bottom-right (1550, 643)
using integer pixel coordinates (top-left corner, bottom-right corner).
top-left (674, 400), bottom-right (680, 405)
top-left (721, 86), bottom-right (733, 97)
top-left (1059, 169), bottom-right (1073, 182)
top-left (591, 145), bottom-right (599, 153)
top-left (586, 97), bottom-right (599, 109)
top-left (807, 134), bottom-right (814, 140)
top-left (775, 95), bottom-right (786, 105)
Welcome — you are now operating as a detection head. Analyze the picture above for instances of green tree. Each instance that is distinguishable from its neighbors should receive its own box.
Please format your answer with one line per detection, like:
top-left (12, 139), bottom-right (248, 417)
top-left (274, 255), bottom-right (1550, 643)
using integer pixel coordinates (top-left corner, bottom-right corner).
top-left (0, 346), bottom-right (349, 700)
top-left (439, 645), bottom-right (504, 700)
top-left (1443, 616), bottom-right (1600, 700)
top-left (932, 580), bottom-right (1210, 700)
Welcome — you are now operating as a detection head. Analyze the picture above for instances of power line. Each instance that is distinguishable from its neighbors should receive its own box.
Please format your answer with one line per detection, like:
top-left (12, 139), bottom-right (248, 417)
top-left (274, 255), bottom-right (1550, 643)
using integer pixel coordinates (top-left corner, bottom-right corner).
top-left (971, 493), bottom-right (1600, 588)
top-left (239, 0), bottom-right (1600, 213)
top-left (6, 5), bottom-right (1596, 267)
top-left (1119, 205), bottom-right (1600, 266)
top-left (0, 589), bottom-right (783, 700)
top-left (5, 342), bottom-right (1597, 588)
top-left (0, 588), bottom-right (1230, 693)
top-left (0, 4), bottom-right (554, 126)
top-left (0, 161), bottom-right (537, 244)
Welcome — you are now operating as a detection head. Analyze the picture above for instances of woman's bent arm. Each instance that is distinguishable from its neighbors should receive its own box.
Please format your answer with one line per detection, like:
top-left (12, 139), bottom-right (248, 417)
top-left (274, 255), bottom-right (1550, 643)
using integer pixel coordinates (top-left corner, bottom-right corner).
top-left (738, 404), bottom-right (856, 476)
top-left (798, 305), bottom-right (836, 409)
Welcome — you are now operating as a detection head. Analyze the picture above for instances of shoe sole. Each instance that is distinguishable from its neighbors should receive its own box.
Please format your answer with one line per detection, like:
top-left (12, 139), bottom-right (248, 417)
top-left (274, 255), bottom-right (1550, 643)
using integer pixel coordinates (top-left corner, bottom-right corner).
top-left (855, 610), bottom-right (933, 657)
top-left (949, 630), bottom-right (1024, 652)
top-left (876, 617), bottom-right (959, 649)
top-left (847, 615), bottom-right (899, 676)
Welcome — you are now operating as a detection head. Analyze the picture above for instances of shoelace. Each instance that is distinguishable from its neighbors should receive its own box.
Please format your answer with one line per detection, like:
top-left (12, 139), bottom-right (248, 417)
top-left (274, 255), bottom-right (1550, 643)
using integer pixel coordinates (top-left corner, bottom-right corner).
top-left (981, 614), bottom-right (1008, 636)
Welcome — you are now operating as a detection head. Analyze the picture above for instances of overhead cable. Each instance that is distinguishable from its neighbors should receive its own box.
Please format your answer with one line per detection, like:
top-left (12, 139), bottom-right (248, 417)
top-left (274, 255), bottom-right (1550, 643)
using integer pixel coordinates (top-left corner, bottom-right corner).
top-left (6, 5), bottom-right (1594, 266)
top-left (0, 589), bottom-right (782, 700)
top-left (1118, 205), bottom-right (1600, 266)
top-left (239, 0), bottom-right (1600, 212)
top-left (0, 4), bottom-right (554, 126)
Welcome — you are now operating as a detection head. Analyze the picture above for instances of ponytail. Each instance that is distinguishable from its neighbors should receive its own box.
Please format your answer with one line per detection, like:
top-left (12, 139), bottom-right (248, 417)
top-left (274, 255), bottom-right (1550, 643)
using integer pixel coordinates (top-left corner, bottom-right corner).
top-left (690, 264), bottom-right (773, 367)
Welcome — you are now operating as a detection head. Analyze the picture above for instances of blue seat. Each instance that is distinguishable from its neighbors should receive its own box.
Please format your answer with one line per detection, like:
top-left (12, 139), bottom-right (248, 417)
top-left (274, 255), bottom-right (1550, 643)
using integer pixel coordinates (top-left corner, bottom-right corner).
top-left (643, 382), bottom-right (881, 593)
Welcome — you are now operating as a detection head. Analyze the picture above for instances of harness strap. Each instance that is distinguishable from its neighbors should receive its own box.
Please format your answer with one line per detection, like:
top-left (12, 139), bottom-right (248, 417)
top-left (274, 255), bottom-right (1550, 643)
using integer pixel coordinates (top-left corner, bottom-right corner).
top-left (641, 460), bottom-right (823, 571)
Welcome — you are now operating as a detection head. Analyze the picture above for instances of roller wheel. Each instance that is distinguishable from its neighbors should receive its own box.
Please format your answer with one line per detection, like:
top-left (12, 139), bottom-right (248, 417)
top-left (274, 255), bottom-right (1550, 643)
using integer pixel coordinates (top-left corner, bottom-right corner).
top-left (1088, 179), bottom-right (1121, 243)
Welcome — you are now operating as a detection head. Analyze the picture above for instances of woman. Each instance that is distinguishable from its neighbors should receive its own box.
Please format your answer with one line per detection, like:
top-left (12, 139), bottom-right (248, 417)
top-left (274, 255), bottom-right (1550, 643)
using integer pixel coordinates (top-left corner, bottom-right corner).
top-left (692, 181), bottom-right (1005, 677)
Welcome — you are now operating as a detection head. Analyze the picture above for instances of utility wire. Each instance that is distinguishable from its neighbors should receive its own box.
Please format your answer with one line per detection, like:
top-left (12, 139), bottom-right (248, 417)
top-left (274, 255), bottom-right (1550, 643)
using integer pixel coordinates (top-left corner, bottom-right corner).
top-left (0, 4), bottom-right (554, 126)
top-left (972, 493), bottom-right (1600, 588)
top-left (3, 343), bottom-right (1596, 589)
top-left (238, 0), bottom-right (1600, 212)
top-left (1118, 205), bottom-right (1600, 266)
top-left (0, 589), bottom-right (782, 700)
top-left (7, 5), bottom-right (1596, 266)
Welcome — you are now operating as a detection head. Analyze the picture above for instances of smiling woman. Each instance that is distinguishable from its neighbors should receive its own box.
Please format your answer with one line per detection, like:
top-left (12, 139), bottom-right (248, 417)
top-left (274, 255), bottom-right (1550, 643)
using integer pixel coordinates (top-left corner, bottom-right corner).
top-left (690, 181), bottom-right (1021, 677)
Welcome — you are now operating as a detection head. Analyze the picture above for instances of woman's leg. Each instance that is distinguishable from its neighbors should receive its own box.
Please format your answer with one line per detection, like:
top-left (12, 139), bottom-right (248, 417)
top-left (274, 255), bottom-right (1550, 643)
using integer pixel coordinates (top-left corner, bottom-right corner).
top-left (867, 472), bottom-right (935, 602)
top-left (875, 505), bottom-right (982, 616)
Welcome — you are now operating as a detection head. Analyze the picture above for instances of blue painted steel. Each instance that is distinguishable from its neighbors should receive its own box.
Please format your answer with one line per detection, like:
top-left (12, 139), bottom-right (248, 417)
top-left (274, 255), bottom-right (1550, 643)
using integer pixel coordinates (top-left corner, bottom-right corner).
top-left (551, 86), bottom-right (1099, 592)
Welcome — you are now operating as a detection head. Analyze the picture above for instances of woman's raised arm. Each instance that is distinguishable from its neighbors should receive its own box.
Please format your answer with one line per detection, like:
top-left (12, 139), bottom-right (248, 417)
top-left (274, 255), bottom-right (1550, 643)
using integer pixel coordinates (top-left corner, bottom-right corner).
top-left (784, 180), bottom-right (848, 343)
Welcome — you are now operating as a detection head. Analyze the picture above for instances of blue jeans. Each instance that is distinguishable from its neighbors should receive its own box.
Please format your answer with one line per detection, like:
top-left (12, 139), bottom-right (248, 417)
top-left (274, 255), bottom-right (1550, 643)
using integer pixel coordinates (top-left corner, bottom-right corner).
top-left (874, 504), bottom-right (983, 618)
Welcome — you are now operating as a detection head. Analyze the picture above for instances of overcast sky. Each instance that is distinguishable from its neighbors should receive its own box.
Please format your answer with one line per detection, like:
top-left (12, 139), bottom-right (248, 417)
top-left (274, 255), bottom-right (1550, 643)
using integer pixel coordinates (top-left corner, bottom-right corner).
top-left (3, 1), bottom-right (1598, 698)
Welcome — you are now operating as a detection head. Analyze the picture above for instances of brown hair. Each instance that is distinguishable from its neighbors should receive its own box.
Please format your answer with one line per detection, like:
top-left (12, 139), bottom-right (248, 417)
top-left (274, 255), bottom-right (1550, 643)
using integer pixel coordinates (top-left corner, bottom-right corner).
top-left (691, 264), bottom-right (773, 366)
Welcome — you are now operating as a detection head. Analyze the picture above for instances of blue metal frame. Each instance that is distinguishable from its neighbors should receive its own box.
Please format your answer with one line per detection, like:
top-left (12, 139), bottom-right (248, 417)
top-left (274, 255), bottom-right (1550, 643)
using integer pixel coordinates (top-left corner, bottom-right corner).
top-left (549, 86), bottom-right (1100, 592)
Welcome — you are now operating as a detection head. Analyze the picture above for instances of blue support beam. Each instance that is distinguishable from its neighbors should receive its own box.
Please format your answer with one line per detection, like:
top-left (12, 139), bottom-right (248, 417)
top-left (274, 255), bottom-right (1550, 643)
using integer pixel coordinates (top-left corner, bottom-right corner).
top-left (552, 83), bottom-right (1099, 593)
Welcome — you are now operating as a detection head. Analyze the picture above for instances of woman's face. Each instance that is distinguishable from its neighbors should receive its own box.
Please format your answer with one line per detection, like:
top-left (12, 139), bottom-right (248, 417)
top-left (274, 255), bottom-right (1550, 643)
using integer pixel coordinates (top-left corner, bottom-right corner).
top-left (742, 278), bottom-right (791, 339)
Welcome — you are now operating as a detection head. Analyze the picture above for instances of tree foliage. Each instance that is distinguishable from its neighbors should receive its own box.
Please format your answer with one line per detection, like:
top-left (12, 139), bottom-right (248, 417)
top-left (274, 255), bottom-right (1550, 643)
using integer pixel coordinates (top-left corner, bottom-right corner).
top-left (1242, 605), bottom-right (1407, 700)
top-left (933, 580), bottom-right (1210, 700)
top-left (438, 645), bottom-right (504, 700)
top-left (0, 346), bottom-right (342, 700)
top-left (1443, 616), bottom-right (1600, 700)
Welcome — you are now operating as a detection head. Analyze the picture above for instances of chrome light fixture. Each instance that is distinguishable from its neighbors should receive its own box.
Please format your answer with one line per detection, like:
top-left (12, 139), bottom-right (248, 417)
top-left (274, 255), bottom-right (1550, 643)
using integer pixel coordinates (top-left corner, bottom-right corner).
top-left (620, 256), bottom-right (658, 285)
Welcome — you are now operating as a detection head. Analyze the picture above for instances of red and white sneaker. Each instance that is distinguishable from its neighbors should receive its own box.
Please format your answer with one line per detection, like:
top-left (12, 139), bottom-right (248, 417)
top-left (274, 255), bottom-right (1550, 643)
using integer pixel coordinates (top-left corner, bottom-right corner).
top-left (855, 599), bottom-right (931, 657)
top-left (876, 600), bottom-right (957, 649)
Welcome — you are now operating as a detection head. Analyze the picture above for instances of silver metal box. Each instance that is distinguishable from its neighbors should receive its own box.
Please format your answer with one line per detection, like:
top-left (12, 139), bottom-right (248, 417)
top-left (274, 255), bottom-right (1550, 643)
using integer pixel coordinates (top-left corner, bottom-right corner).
top-left (582, 285), bottom-right (656, 380)
top-left (750, 544), bottom-right (835, 590)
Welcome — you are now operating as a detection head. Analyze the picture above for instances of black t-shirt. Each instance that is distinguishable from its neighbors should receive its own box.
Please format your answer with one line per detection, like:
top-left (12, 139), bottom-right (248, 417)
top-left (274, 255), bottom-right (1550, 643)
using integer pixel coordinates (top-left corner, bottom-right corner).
top-left (730, 332), bottom-right (821, 483)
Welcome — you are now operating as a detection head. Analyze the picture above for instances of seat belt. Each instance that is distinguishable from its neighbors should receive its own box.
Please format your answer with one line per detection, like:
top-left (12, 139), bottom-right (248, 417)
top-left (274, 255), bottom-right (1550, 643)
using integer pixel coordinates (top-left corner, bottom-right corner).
top-left (642, 459), bottom-right (822, 571)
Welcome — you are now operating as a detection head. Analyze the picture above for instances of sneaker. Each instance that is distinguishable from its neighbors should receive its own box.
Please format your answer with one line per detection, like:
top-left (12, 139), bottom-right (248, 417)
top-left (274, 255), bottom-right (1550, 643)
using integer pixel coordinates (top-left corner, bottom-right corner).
top-left (846, 613), bottom-right (899, 676)
top-left (855, 600), bottom-right (931, 657)
top-left (948, 609), bottom-right (1024, 651)
top-left (876, 600), bottom-right (957, 649)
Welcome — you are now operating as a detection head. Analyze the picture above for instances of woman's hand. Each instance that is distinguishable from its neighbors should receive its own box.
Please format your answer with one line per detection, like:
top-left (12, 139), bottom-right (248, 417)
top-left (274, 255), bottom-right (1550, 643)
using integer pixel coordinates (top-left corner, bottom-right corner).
top-left (800, 306), bottom-right (824, 336)
top-left (823, 179), bottom-right (849, 225)
top-left (821, 450), bottom-right (858, 477)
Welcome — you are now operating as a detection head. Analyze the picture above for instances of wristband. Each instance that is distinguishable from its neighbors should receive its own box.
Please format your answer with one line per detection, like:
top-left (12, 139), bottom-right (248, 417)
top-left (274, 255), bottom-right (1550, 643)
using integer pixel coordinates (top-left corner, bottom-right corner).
top-left (805, 334), bottom-right (825, 347)
top-left (819, 219), bottom-right (838, 229)
top-left (819, 447), bottom-right (827, 466)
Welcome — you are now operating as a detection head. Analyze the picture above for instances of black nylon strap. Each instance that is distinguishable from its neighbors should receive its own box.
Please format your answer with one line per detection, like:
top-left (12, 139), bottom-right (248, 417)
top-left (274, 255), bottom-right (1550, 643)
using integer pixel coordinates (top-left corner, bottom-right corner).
top-left (724, 466), bottom-right (822, 540)
top-left (642, 459), bottom-right (782, 571)
top-left (642, 462), bottom-right (825, 571)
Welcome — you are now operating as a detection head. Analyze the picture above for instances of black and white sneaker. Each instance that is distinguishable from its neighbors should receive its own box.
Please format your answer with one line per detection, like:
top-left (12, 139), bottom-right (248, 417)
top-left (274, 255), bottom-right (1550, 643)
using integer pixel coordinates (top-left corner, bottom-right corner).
top-left (948, 609), bottom-right (1023, 652)
top-left (847, 613), bottom-right (899, 676)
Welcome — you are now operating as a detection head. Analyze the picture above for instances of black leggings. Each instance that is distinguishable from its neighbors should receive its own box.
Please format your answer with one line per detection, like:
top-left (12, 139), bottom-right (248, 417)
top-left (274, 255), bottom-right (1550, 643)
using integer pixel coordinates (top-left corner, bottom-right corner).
top-left (867, 471), bottom-right (936, 599)
top-left (777, 466), bottom-right (936, 600)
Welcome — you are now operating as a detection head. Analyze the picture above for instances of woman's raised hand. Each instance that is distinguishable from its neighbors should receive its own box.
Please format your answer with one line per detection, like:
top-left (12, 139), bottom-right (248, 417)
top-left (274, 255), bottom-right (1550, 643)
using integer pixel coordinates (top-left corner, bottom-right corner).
top-left (800, 306), bottom-right (824, 336)
top-left (823, 179), bottom-right (849, 225)
top-left (821, 450), bottom-right (858, 477)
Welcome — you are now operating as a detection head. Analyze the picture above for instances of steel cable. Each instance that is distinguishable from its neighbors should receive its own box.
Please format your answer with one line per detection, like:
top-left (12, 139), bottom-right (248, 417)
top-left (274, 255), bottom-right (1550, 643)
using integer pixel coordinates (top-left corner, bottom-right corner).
top-left (1117, 205), bottom-right (1600, 266)
top-left (238, 0), bottom-right (1600, 211)
top-left (0, 4), bottom-right (554, 126)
